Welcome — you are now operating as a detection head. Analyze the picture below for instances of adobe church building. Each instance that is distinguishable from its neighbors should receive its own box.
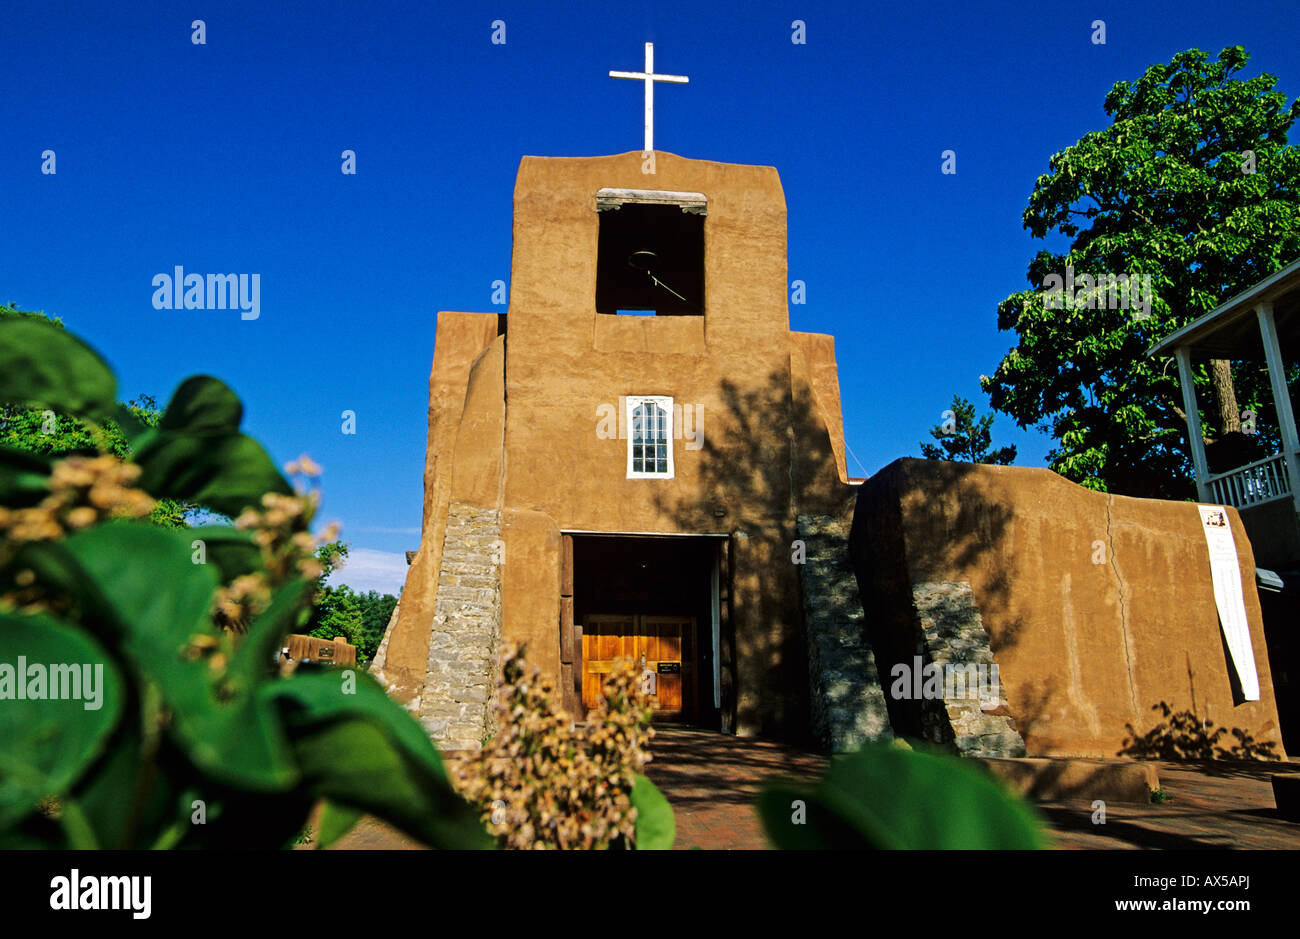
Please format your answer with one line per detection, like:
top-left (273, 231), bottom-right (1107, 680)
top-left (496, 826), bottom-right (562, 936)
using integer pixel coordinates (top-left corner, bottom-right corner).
top-left (371, 149), bottom-right (852, 747)
top-left (369, 145), bottom-right (1289, 764)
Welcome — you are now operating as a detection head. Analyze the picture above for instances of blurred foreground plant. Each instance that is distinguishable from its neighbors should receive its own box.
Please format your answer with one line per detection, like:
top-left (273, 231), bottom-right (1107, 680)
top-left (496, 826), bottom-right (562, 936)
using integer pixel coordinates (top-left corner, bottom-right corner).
top-left (0, 317), bottom-right (489, 849)
top-left (451, 644), bottom-right (675, 849)
top-left (758, 743), bottom-right (1046, 849)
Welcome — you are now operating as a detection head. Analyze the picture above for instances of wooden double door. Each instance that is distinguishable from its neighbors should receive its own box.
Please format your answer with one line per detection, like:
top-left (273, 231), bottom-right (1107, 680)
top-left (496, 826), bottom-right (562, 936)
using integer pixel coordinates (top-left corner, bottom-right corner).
top-left (582, 614), bottom-right (697, 720)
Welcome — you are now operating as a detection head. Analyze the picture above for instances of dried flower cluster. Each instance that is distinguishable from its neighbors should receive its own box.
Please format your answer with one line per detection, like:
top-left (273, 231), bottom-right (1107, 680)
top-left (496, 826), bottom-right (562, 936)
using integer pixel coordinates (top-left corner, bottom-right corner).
top-left (214, 455), bottom-right (339, 632)
top-left (0, 450), bottom-right (340, 635)
top-left (0, 455), bottom-right (155, 612)
top-left (451, 643), bottom-right (655, 850)
top-left (0, 454), bottom-right (155, 544)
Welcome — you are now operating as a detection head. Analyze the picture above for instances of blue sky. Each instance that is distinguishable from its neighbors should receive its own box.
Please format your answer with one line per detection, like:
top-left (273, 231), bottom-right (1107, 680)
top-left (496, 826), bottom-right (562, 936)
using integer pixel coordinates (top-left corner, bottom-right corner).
top-left (4, 1), bottom-right (1298, 594)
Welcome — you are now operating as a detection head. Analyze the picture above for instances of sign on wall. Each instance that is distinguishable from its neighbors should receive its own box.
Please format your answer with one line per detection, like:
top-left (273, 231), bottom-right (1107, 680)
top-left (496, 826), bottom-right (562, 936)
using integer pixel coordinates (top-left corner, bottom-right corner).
top-left (1197, 505), bottom-right (1260, 701)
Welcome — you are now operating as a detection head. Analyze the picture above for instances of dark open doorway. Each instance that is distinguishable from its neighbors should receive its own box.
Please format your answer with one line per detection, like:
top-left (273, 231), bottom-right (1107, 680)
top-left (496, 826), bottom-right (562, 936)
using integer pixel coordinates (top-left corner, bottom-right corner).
top-left (571, 534), bottom-right (723, 729)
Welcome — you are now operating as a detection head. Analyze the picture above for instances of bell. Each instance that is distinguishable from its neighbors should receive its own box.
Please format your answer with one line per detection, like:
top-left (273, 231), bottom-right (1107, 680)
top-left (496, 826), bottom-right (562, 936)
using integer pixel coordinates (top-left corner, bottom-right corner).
top-left (627, 250), bottom-right (658, 271)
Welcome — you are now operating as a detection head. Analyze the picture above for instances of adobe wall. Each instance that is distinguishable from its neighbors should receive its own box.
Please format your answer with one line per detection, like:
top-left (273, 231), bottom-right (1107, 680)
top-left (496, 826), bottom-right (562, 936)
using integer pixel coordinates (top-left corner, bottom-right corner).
top-left (850, 458), bottom-right (1287, 760)
top-left (370, 312), bottom-right (502, 707)
top-left (497, 151), bottom-right (850, 738)
top-left (791, 331), bottom-right (849, 484)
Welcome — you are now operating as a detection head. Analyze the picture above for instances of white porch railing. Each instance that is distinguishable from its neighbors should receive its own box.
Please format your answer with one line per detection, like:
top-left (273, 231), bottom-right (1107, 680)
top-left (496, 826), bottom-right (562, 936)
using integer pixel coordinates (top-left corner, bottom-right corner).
top-left (1206, 451), bottom-right (1292, 508)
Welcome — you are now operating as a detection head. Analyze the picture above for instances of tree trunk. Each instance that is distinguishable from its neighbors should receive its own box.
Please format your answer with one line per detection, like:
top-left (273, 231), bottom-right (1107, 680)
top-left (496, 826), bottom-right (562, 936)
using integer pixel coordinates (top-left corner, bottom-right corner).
top-left (1209, 358), bottom-right (1241, 436)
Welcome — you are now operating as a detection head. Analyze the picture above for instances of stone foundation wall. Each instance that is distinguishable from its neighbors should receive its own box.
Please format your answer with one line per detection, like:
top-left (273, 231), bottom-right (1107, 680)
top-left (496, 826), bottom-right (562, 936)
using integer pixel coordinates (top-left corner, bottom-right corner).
top-left (417, 503), bottom-right (503, 751)
top-left (797, 514), bottom-right (893, 751)
top-left (910, 582), bottom-right (1026, 758)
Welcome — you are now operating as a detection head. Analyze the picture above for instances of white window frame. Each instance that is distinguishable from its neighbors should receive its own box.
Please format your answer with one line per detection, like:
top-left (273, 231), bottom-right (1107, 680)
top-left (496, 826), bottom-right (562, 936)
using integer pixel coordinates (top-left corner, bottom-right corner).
top-left (625, 395), bottom-right (674, 479)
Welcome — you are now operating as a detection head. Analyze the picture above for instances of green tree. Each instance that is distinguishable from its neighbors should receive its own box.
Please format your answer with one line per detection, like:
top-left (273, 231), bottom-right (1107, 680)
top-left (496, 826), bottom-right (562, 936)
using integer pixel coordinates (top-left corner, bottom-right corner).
top-left (314, 540), bottom-right (348, 579)
top-left (309, 581), bottom-right (366, 650)
top-left (920, 395), bottom-right (1017, 464)
top-left (0, 301), bottom-right (58, 325)
top-left (0, 304), bottom-right (196, 526)
top-left (357, 589), bottom-right (398, 662)
top-left (304, 538), bottom-right (397, 664)
top-left (981, 47), bottom-right (1300, 497)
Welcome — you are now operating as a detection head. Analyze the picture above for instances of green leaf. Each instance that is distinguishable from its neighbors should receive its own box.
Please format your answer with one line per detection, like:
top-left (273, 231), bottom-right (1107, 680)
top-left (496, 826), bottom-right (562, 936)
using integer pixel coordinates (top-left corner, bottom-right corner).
top-left (631, 774), bottom-right (675, 849)
top-left (55, 797), bottom-right (100, 850)
top-left (0, 610), bottom-right (124, 829)
top-left (134, 432), bottom-right (291, 517)
top-left (159, 376), bottom-right (244, 436)
top-left (286, 717), bottom-right (492, 850)
top-left (20, 523), bottom-right (297, 790)
top-left (110, 404), bottom-right (151, 450)
top-left (758, 746), bottom-right (1045, 850)
top-left (0, 444), bottom-right (52, 508)
top-left (264, 668), bottom-right (452, 785)
top-left (67, 718), bottom-right (180, 850)
top-left (0, 319), bottom-right (118, 422)
top-left (316, 800), bottom-right (364, 849)
top-left (187, 525), bottom-right (265, 584)
top-left (227, 580), bottom-right (311, 697)
top-left (53, 523), bottom-right (218, 649)
top-left (267, 670), bottom-right (492, 849)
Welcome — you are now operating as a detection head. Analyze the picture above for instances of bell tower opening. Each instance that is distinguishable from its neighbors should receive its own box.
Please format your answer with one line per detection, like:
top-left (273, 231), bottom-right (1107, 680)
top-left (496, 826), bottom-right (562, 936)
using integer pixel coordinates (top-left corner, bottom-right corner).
top-left (595, 189), bottom-right (706, 316)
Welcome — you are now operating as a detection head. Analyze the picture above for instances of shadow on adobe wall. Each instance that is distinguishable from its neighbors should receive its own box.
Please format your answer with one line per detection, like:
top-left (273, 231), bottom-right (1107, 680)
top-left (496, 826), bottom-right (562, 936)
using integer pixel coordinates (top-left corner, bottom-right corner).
top-left (656, 370), bottom-right (851, 521)
top-left (849, 458), bottom-right (1026, 745)
top-left (651, 370), bottom-right (852, 744)
top-left (1119, 700), bottom-right (1282, 764)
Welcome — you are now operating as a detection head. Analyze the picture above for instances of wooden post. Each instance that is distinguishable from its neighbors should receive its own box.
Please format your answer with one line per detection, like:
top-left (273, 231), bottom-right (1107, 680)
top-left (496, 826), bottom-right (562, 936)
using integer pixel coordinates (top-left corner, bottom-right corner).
top-left (574, 622), bottom-right (583, 714)
top-left (559, 534), bottom-right (577, 717)
top-left (559, 598), bottom-right (575, 662)
top-left (1174, 346), bottom-right (1211, 502)
top-left (718, 536), bottom-right (736, 734)
top-left (1257, 301), bottom-right (1300, 518)
top-left (710, 542), bottom-right (722, 711)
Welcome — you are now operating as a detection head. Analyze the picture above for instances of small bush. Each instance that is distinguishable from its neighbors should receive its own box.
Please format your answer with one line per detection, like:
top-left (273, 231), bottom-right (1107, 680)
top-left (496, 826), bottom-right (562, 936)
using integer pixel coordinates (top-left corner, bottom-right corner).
top-left (450, 644), bottom-right (673, 849)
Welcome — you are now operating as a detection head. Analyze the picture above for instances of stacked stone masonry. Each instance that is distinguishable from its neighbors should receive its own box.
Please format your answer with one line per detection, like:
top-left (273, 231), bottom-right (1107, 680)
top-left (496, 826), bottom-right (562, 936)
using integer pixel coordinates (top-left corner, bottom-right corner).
top-left (910, 581), bottom-right (1026, 758)
top-left (796, 514), bottom-right (894, 751)
top-left (417, 504), bottom-right (504, 751)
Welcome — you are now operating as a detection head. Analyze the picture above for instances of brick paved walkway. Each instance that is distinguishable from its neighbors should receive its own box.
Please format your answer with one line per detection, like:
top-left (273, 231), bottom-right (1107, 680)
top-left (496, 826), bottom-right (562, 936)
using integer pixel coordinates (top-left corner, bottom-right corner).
top-left (644, 727), bottom-right (1300, 849)
top-left (328, 725), bottom-right (1300, 850)
top-left (643, 726), bottom-right (829, 849)
top-left (1039, 760), bottom-right (1300, 849)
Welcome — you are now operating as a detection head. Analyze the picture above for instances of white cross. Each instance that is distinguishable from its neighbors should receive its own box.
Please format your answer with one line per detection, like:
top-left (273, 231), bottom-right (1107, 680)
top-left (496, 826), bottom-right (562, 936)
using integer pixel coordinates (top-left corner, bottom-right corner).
top-left (609, 42), bottom-right (689, 153)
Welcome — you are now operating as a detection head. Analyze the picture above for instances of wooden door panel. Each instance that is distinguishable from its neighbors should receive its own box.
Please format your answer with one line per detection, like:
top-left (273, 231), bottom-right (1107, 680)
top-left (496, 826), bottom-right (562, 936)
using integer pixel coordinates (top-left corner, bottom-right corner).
top-left (598, 622), bottom-right (621, 661)
top-left (582, 615), bottom-right (635, 711)
top-left (636, 630), bottom-right (654, 663)
top-left (581, 614), bottom-right (696, 719)
top-left (641, 621), bottom-right (675, 710)
top-left (644, 616), bottom-right (692, 717)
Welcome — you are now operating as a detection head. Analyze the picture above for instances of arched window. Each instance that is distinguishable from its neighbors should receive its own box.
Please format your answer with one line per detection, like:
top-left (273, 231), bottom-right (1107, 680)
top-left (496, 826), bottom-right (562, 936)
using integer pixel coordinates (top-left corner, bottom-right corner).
top-left (626, 395), bottom-right (674, 478)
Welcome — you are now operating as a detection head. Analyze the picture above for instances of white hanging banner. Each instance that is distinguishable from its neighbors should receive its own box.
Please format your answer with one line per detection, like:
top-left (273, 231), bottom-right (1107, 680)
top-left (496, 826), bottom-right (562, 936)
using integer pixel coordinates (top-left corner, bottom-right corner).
top-left (1197, 505), bottom-right (1260, 701)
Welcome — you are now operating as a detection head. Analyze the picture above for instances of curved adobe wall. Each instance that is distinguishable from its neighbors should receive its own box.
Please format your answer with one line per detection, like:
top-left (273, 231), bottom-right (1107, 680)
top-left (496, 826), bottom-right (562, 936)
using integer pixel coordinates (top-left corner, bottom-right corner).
top-left (850, 459), bottom-right (1287, 760)
top-left (370, 315), bottom-right (502, 706)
